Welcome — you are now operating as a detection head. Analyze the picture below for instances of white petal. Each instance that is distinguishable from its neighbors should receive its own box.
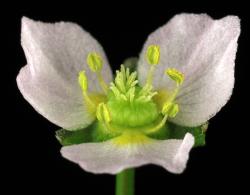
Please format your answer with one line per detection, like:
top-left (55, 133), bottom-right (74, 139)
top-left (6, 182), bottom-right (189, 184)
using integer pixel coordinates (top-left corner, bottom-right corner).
top-left (17, 17), bottom-right (113, 129)
top-left (137, 14), bottom-right (240, 126)
top-left (61, 133), bottom-right (194, 174)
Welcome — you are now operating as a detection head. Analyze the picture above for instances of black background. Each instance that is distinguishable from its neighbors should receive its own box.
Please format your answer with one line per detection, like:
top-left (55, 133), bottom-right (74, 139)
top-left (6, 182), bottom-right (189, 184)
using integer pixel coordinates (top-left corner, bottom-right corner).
top-left (4, 4), bottom-right (249, 195)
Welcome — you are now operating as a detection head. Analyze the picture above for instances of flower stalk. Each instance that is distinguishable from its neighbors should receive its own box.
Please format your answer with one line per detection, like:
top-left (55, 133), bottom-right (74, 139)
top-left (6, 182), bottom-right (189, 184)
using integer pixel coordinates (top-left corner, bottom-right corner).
top-left (116, 168), bottom-right (135, 195)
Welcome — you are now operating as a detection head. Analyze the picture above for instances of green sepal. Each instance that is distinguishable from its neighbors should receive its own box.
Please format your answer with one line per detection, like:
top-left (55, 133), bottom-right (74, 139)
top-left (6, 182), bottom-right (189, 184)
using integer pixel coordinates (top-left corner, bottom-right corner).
top-left (56, 123), bottom-right (94, 146)
top-left (56, 120), bottom-right (208, 147)
top-left (56, 121), bottom-right (120, 146)
top-left (148, 122), bottom-right (208, 147)
top-left (167, 122), bottom-right (208, 147)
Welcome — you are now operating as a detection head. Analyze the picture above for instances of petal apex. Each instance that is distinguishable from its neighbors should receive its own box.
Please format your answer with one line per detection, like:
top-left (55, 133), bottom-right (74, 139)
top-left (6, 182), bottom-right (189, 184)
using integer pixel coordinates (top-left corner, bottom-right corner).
top-left (222, 15), bottom-right (241, 36)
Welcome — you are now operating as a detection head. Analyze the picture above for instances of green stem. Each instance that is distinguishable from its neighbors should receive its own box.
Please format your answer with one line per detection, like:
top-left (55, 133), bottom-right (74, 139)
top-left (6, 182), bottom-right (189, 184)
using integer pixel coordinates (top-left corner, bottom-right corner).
top-left (115, 168), bottom-right (135, 195)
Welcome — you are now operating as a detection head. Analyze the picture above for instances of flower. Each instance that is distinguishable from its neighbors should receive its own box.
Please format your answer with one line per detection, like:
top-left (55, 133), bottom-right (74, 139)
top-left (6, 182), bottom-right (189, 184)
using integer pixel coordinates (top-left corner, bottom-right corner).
top-left (17, 14), bottom-right (240, 174)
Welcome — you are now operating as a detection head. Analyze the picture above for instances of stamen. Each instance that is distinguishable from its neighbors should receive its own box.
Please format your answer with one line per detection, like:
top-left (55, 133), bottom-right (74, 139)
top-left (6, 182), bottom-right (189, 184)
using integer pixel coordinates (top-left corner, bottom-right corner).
top-left (144, 102), bottom-right (179, 134)
top-left (78, 70), bottom-right (88, 91)
top-left (153, 68), bottom-right (184, 123)
top-left (143, 114), bottom-right (168, 134)
top-left (164, 68), bottom-right (185, 102)
top-left (145, 45), bottom-right (160, 87)
top-left (86, 52), bottom-right (108, 94)
top-left (146, 45), bottom-right (160, 65)
top-left (165, 68), bottom-right (184, 85)
top-left (169, 104), bottom-right (179, 118)
top-left (96, 71), bottom-right (109, 94)
top-left (78, 71), bottom-right (96, 111)
top-left (96, 103), bottom-right (111, 123)
top-left (87, 52), bottom-right (103, 72)
top-left (146, 65), bottom-right (156, 86)
top-left (96, 103), bottom-right (114, 133)
top-left (162, 102), bottom-right (179, 118)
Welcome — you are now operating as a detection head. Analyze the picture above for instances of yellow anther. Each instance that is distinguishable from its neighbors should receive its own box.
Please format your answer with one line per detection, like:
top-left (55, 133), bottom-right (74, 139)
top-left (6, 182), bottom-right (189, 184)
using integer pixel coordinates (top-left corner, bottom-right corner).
top-left (146, 45), bottom-right (160, 65)
top-left (78, 71), bottom-right (88, 92)
top-left (87, 52), bottom-right (103, 72)
top-left (162, 102), bottom-right (179, 118)
top-left (168, 103), bottom-right (179, 118)
top-left (96, 103), bottom-right (111, 123)
top-left (165, 68), bottom-right (184, 85)
top-left (102, 104), bottom-right (111, 123)
top-left (145, 45), bottom-right (160, 86)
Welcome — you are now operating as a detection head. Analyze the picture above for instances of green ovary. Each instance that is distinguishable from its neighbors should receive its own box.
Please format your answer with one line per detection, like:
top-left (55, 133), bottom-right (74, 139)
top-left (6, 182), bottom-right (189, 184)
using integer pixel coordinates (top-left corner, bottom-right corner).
top-left (107, 91), bottom-right (159, 128)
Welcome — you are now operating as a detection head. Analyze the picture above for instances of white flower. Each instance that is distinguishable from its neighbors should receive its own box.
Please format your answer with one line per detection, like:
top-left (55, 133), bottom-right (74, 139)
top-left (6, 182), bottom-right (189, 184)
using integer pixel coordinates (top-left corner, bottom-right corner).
top-left (17, 14), bottom-right (240, 174)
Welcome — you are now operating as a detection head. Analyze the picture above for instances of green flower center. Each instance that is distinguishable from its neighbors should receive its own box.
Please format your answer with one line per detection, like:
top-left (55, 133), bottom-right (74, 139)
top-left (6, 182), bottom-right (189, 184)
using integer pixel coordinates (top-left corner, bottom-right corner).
top-left (78, 45), bottom-right (184, 145)
top-left (107, 65), bottom-right (159, 128)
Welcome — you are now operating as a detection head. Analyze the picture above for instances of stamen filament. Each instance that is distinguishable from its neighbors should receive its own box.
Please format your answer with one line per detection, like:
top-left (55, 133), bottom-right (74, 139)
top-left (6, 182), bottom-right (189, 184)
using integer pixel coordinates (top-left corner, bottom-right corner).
top-left (143, 114), bottom-right (168, 134)
top-left (97, 71), bottom-right (109, 94)
top-left (165, 68), bottom-right (184, 102)
top-left (86, 52), bottom-right (109, 94)
top-left (82, 91), bottom-right (96, 111)
top-left (78, 70), bottom-right (96, 112)
top-left (168, 83), bottom-right (180, 102)
top-left (146, 65), bottom-right (156, 86)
